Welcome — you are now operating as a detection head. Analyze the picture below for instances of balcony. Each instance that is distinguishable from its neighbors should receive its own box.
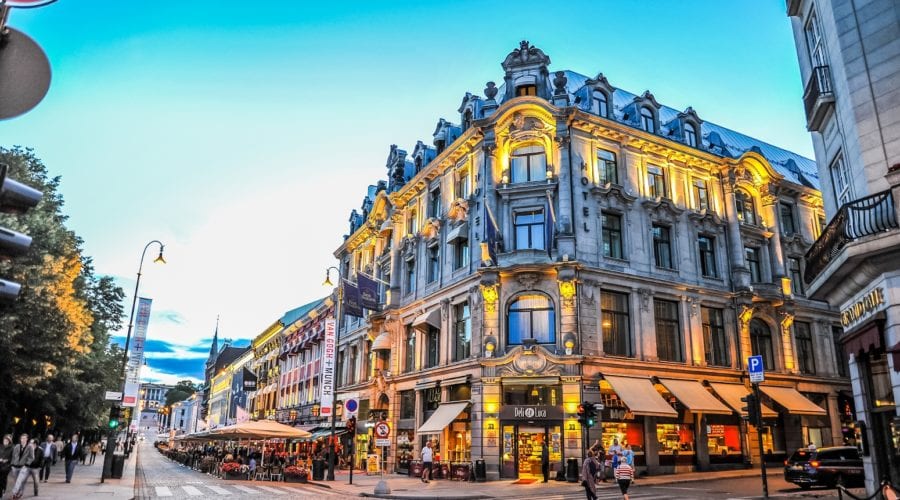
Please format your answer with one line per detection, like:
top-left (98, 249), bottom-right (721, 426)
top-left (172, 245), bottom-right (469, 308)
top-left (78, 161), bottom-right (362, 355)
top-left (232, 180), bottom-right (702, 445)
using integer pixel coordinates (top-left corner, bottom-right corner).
top-left (804, 189), bottom-right (899, 286)
top-left (803, 65), bottom-right (835, 132)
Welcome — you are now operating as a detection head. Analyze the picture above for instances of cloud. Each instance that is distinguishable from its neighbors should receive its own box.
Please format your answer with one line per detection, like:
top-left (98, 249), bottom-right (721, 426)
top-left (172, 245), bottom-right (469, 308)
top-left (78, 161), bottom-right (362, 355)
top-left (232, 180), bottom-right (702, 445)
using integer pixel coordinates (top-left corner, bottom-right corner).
top-left (110, 335), bottom-right (254, 383)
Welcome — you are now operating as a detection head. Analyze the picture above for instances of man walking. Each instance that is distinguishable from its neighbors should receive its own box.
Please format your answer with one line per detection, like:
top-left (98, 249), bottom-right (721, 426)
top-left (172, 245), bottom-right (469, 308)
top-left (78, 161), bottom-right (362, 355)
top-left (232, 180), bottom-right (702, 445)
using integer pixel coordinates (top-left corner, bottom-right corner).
top-left (39, 434), bottom-right (57, 482)
top-left (10, 434), bottom-right (34, 499)
top-left (420, 440), bottom-right (433, 483)
top-left (62, 433), bottom-right (82, 483)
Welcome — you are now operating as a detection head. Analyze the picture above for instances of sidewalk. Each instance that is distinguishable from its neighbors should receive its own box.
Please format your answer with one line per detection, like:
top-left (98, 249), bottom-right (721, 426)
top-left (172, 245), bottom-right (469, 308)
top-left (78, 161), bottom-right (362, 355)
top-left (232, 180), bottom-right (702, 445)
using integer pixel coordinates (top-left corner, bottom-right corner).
top-left (317, 467), bottom-right (763, 499)
top-left (15, 448), bottom-right (138, 500)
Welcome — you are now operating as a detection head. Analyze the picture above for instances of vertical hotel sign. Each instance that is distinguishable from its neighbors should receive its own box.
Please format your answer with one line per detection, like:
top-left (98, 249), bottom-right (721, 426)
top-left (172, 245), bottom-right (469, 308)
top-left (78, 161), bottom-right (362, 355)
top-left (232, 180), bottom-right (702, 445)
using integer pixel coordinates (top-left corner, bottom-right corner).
top-left (320, 318), bottom-right (337, 417)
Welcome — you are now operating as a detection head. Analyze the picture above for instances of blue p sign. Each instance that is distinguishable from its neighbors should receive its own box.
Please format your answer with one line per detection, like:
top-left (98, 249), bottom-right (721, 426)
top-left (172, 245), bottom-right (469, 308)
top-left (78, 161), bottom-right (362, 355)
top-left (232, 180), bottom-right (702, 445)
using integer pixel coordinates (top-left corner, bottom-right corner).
top-left (748, 355), bottom-right (764, 382)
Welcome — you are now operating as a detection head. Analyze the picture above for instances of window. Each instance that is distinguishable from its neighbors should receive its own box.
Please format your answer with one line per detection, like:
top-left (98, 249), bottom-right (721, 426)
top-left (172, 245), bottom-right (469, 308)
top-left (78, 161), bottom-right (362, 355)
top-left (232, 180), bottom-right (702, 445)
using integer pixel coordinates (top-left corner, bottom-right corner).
top-left (453, 240), bottom-right (469, 270)
top-left (702, 307), bottom-right (729, 367)
top-left (795, 321), bottom-right (816, 374)
top-left (816, 214), bottom-right (826, 239)
top-left (456, 168), bottom-right (470, 199)
top-left (404, 327), bottom-right (416, 373)
top-left (683, 122), bottom-right (698, 147)
top-left (602, 212), bottom-right (623, 259)
top-left (453, 302), bottom-right (471, 361)
top-left (337, 350), bottom-right (346, 385)
top-left (514, 209), bottom-right (545, 250)
top-left (805, 10), bottom-right (826, 67)
top-left (789, 257), bottom-right (804, 295)
top-left (832, 326), bottom-right (846, 377)
top-left (652, 224), bottom-right (674, 269)
top-left (746, 247), bottom-right (761, 282)
top-left (404, 259), bottom-right (416, 294)
top-left (640, 107), bottom-right (655, 133)
top-left (830, 153), bottom-right (852, 206)
top-left (463, 110), bottom-right (473, 131)
top-left (407, 207), bottom-right (418, 235)
top-left (601, 291), bottom-right (632, 357)
top-left (425, 326), bottom-right (439, 368)
top-left (593, 90), bottom-right (608, 117)
top-left (735, 190), bottom-right (756, 224)
top-left (654, 299), bottom-right (682, 362)
top-left (510, 145), bottom-right (546, 183)
top-left (348, 346), bottom-right (358, 384)
top-left (400, 390), bottom-right (415, 419)
top-left (507, 293), bottom-right (556, 344)
top-left (647, 165), bottom-right (667, 198)
top-left (429, 187), bottom-right (441, 219)
top-left (597, 149), bottom-right (617, 185)
top-left (516, 84), bottom-right (537, 97)
top-left (427, 247), bottom-right (439, 283)
top-left (780, 203), bottom-right (796, 235)
top-left (698, 235), bottom-right (718, 277)
top-left (693, 178), bottom-right (709, 211)
top-left (750, 319), bottom-right (775, 370)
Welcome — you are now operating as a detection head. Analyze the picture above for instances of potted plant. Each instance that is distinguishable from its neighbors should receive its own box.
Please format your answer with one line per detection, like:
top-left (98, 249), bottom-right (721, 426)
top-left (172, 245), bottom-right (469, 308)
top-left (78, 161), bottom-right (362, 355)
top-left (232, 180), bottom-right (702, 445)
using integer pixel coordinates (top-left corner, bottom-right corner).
top-left (221, 462), bottom-right (244, 479)
top-left (283, 465), bottom-right (309, 483)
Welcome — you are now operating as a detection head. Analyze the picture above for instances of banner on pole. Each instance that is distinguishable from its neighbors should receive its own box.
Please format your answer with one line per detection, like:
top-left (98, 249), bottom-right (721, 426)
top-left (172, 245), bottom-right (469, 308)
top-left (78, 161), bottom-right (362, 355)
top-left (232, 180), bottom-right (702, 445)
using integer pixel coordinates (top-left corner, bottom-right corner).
top-left (342, 279), bottom-right (364, 317)
top-left (126, 297), bottom-right (153, 384)
top-left (320, 318), bottom-right (337, 417)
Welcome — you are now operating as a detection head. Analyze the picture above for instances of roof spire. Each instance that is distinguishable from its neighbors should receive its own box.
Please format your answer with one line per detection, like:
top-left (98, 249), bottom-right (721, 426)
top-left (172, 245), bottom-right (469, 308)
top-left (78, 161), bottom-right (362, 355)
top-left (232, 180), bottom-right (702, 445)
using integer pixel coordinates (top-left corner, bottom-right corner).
top-left (209, 315), bottom-right (219, 359)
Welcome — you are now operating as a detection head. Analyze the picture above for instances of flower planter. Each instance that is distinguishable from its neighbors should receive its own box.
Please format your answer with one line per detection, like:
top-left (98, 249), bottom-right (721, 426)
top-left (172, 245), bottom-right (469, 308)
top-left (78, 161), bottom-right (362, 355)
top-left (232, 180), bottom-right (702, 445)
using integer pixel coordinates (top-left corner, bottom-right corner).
top-left (223, 472), bottom-right (244, 480)
top-left (284, 475), bottom-right (308, 483)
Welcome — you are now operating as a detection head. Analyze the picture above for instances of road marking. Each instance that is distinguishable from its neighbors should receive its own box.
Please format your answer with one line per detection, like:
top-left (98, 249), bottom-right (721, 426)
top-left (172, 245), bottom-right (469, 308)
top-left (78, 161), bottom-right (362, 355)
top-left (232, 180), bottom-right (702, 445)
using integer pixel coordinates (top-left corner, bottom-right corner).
top-left (154, 486), bottom-right (173, 497)
top-left (181, 485), bottom-right (204, 496)
top-left (255, 485), bottom-right (287, 495)
top-left (204, 484), bottom-right (232, 495)
top-left (232, 485), bottom-right (261, 494)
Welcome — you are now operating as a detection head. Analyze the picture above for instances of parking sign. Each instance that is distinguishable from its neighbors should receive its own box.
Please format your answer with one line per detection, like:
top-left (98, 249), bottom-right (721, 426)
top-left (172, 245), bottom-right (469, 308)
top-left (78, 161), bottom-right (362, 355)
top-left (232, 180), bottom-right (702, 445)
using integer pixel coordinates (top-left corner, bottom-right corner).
top-left (748, 355), bottom-right (765, 383)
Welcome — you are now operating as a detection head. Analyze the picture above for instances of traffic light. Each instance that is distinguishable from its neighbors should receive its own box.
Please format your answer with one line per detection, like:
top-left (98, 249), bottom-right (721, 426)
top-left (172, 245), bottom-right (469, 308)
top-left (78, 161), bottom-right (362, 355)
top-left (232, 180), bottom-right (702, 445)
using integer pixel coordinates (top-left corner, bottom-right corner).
top-left (584, 402), bottom-right (596, 428)
top-left (108, 406), bottom-right (121, 430)
top-left (0, 163), bottom-right (42, 302)
top-left (346, 416), bottom-right (357, 432)
top-left (741, 393), bottom-right (761, 427)
top-left (576, 402), bottom-right (586, 427)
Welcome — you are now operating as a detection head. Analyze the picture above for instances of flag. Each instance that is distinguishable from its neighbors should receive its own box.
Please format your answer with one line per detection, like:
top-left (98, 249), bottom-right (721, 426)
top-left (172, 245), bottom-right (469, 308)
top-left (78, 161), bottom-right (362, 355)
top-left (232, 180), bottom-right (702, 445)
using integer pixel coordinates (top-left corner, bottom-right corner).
top-left (481, 203), bottom-right (500, 266)
top-left (342, 279), bottom-right (364, 317)
top-left (545, 190), bottom-right (556, 258)
top-left (357, 272), bottom-right (381, 312)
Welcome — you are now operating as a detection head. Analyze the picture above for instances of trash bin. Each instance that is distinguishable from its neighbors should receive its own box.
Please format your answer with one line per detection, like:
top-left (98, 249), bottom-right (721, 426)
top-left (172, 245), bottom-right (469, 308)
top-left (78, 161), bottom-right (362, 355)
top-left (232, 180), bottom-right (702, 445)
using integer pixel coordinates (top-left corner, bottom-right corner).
top-left (565, 458), bottom-right (579, 483)
top-left (110, 454), bottom-right (126, 479)
top-left (474, 458), bottom-right (486, 482)
top-left (312, 459), bottom-right (325, 481)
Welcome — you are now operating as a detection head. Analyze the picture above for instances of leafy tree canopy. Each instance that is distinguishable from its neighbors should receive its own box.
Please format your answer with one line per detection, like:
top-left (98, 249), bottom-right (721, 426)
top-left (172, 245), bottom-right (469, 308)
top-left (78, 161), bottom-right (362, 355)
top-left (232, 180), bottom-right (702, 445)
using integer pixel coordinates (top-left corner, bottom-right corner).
top-left (164, 380), bottom-right (196, 406)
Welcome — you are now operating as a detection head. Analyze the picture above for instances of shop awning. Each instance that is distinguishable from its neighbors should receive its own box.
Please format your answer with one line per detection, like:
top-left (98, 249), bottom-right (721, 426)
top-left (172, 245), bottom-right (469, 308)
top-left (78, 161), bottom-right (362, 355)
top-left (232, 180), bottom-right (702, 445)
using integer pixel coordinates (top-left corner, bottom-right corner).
top-left (417, 402), bottom-right (469, 434)
top-left (759, 386), bottom-right (827, 416)
top-left (412, 308), bottom-right (441, 329)
top-left (306, 428), bottom-right (349, 441)
top-left (371, 331), bottom-right (391, 351)
top-left (602, 375), bottom-right (677, 418)
top-left (708, 383), bottom-right (778, 418)
top-left (658, 379), bottom-right (732, 415)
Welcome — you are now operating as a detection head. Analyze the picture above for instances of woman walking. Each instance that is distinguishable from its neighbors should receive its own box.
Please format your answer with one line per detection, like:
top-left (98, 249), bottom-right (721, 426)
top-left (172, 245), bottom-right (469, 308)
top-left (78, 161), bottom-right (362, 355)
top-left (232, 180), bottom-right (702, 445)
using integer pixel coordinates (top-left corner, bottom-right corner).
top-left (581, 449), bottom-right (598, 500)
top-left (89, 442), bottom-right (100, 465)
top-left (614, 453), bottom-right (635, 500)
top-left (0, 434), bottom-right (14, 498)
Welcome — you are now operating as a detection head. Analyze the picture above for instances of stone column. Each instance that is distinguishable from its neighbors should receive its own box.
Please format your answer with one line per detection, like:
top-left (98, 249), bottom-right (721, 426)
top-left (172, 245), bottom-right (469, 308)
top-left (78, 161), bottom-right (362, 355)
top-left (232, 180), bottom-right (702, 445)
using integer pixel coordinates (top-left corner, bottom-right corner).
top-left (826, 393), bottom-right (842, 447)
top-left (695, 414), bottom-right (709, 471)
top-left (722, 182), bottom-right (749, 290)
top-left (643, 416), bottom-right (660, 473)
top-left (682, 296), bottom-right (702, 366)
top-left (635, 288), bottom-right (655, 361)
top-left (555, 128), bottom-right (576, 259)
top-left (761, 188), bottom-right (785, 278)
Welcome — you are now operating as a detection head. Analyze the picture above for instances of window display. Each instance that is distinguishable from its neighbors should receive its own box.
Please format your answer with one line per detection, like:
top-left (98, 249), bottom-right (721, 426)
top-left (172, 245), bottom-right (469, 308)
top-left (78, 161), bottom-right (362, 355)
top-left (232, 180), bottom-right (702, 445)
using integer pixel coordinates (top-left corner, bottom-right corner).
top-left (396, 430), bottom-right (414, 473)
top-left (707, 424), bottom-right (741, 461)
top-left (601, 421), bottom-right (644, 452)
top-left (656, 423), bottom-right (694, 454)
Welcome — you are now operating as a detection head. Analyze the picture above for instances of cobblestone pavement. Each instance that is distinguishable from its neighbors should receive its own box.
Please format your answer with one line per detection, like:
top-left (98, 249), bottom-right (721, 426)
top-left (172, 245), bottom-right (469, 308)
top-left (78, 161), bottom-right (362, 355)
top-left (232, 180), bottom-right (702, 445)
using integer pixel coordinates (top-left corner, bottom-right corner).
top-left (135, 442), bottom-right (349, 499)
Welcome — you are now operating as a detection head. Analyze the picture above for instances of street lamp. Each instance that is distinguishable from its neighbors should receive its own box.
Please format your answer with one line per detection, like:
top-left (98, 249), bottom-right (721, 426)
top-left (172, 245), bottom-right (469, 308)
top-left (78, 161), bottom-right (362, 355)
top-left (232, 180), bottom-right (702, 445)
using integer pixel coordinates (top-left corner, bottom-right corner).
top-left (323, 265), bottom-right (343, 481)
top-left (101, 239), bottom-right (165, 482)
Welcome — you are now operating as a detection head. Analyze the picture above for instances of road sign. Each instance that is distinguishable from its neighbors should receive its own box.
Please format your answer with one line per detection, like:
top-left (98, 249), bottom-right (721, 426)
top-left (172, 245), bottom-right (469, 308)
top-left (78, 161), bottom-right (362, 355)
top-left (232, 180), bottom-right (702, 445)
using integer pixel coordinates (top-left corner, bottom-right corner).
top-left (344, 398), bottom-right (359, 418)
top-left (748, 355), bottom-right (765, 383)
top-left (104, 391), bottom-right (122, 401)
top-left (374, 421), bottom-right (390, 439)
top-left (375, 438), bottom-right (390, 447)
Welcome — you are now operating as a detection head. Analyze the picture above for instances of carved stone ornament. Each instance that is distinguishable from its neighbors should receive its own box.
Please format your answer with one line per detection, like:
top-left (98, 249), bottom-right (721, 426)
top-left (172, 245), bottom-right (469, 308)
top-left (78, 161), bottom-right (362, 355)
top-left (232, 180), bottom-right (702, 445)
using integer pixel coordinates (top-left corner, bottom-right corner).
top-left (447, 198), bottom-right (470, 222)
top-left (558, 280), bottom-right (576, 308)
top-left (639, 288), bottom-right (652, 311)
top-left (780, 312), bottom-right (795, 332)
top-left (501, 40), bottom-right (551, 72)
top-left (553, 71), bottom-right (568, 96)
top-left (421, 217), bottom-right (441, 241)
top-left (517, 273), bottom-right (539, 290)
top-left (481, 283), bottom-right (499, 313)
top-left (641, 197), bottom-right (684, 220)
top-left (592, 184), bottom-right (637, 209)
top-left (493, 348), bottom-right (562, 377)
top-left (687, 209), bottom-right (726, 232)
top-left (485, 81), bottom-right (498, 100)
top-left (400, 234), bottom-right (418, 259)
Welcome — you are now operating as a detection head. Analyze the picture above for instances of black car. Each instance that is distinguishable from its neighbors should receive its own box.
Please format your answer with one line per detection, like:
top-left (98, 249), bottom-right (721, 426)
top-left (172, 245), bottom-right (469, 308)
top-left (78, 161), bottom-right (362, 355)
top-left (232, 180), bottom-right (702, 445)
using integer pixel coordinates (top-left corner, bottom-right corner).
top-left (784, 446), bottom-right (864, 489)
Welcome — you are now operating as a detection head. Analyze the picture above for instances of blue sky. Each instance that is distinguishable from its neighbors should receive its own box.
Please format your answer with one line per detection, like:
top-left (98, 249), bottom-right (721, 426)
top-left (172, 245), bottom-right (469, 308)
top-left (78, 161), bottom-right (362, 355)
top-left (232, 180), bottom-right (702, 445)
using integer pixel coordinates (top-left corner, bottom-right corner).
top-left (0, 1), bottom-right (811, 384)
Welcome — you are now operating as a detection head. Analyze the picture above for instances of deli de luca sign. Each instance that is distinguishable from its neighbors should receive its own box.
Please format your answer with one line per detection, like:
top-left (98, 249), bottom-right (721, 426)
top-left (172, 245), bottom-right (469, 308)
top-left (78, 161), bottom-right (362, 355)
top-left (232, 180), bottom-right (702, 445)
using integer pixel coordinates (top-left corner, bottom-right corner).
top-left (500, 405), bottom-right (563, 420)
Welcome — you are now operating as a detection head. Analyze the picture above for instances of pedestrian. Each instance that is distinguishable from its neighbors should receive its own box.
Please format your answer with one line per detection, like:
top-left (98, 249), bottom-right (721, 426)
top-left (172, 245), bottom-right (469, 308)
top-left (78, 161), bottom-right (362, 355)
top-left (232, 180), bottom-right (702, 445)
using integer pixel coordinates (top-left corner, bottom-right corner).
top-left (623, 444), bottom-right (634, 466)
top-left (62, 433), bottom-right (82, 483)
top-left (541, 440), bottom-right (550, 483)
top-left (581, 449), bottom-right (598, 500)
top-left (614, 454), bottom-right (634, 500)
top-left (89, 442), bottom-right (100, 465)
top-left (590, 440), bottom-right (607, 482)
top-left (24, 438), bottom-right (42, 496)
top-left (420, 440), bottom-right (433, 483)
top-left (609, 438), bottom-right (622, 470)
top-left (807, 442), bottom-right (817, 452)
top-left (0, 434), bottom-right (14, 498)
top-left (10, 434), bottom-right (34, 499)
top-left (39, 433), bottom-right (57, 482)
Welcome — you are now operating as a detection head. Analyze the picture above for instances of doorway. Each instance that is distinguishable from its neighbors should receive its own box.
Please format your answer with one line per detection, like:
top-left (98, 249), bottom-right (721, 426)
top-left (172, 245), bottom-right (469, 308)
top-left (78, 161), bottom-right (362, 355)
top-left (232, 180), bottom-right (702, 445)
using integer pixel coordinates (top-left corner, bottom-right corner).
top-left (500, 423), bottom-right (562, 479)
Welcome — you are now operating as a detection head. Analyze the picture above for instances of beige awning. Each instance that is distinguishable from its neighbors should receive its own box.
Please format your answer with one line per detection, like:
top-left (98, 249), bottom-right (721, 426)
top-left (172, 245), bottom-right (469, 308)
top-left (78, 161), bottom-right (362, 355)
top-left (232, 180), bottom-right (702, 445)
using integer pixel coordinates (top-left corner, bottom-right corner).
top-left (446, 222), bottom-right (469, 243)
top-left (206, 420), bottom-right (312, 440)
top-left (709, 383), bottom-right (778, 418)
top-left (417, 402), bottom-right (469, 434)
top-left (760, 386), bottom-right (827, 416)
top-left (413, 308), bottom-right (441, 329)
top-left (371, 331), bottom-right (391, 351)
top-left (603, 375), bottom-right (678, 418)
top-left (658, 379), bottom-right (732, 415)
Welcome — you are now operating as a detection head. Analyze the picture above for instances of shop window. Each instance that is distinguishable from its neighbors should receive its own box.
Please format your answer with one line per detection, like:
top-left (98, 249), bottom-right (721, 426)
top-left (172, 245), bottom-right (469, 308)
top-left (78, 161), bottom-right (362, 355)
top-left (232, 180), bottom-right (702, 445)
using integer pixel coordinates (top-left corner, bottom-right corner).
top-left (698, 235), bottom-right (718, 278)
top-left (593, 90), bottom-right (609, 117)
top-left (602, 212), bottom-right (623, 259)
top-left (693, 178), bottom-right (709, 211)
top-left (453, 302), bottom-right (471, 362)
top-left (514, 209), bottom-right (545, 250)
top-left (795, 321), bottom-right (816, 375)
top-left (750, 319), bottom-right (775, 370)
top-left (654, 299), bottom-right (683, 362)
top-left (640, 106), bottom-right (656, 133)
top-left (832, 326), bottom-right (846, 377)
top-left (510, 145), bottom-right (546, 183)
top-left (647, 165), bottom-right (667, 198)
top-left (746, 247), bottom-right (762, 282)
top-left (652, 224), bottom-right (674, 269)
top-left (425, 325), bottom-right (440, 368)
top-left (601, 290), bottom-right (632, 357)
top-left (780, 203), bottom-right (797, 235)
top-left (735, 189), bottom-right (757, 225)
top-left (789, 257), bottom-right (804, 295)
top-left (702, 307), bottom-right (729, 367)
top-left (422, 387), bottom-right (440, 419)
top-left (507, 293), bottom-right (556, 345)
top-left (601, 422), bottom-right (645, 456)
top-left (404, 326), bottom-right (416, 373)
top-left (399, 390), bottom-right (415, 419)
top-left (706, 423), bottom-right (742, 463)
top-left (449, 384), bottom-right (471, 402)
top-left (503, 384), bottom-right (560, 406)
top-left (657, 423), bottom-right (695, 456)
top-left (597, 149), bottom-right (618, 185)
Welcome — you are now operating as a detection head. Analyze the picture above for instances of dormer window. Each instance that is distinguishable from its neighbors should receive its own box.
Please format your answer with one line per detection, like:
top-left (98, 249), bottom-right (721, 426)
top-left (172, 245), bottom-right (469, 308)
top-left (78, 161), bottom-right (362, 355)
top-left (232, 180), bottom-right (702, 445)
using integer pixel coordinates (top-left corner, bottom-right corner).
top-left (516, 85), bottom-right (537, 97)
top-left (592, 90), bottom-right (609, 118)
top-left (640, 107), bottom-right (656, 133)
top-left (735, 189), bottom-right (757, 225)
top-left (683, 122), bottom-right (698, 148)
top-left (463, 110), bottom-right (473, 131)
top-left (510, 145), bottom-right (546, 183)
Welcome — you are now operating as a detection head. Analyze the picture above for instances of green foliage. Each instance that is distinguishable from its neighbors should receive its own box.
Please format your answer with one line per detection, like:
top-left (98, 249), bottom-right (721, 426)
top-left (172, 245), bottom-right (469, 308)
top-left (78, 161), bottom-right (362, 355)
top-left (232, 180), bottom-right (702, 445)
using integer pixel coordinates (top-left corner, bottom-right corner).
top-left (0, 147), bottom-right (126, 435)
top-left (164, 379), bottom-right (196, 406)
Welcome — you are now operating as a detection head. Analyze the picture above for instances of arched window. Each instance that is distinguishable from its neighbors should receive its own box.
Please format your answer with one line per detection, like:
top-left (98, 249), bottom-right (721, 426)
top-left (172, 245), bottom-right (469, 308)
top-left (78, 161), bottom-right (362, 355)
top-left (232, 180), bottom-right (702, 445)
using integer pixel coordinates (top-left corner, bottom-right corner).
top-left (510, 145), bottom-right (546, 183)
top-left (735, 189), bottom-right (757, 225)
top-left (750, 319), bottom-right (775, 370)
top-left (463, 109), bottom-right (473, 131)
top-left (593, 90), bottom-right (608, 118)
top-left (640, 107), bottom-right (655, 133)
top-left (507, 293), bottom-right (556, 345)
top-left (683, 122), bottom-right (698, 148)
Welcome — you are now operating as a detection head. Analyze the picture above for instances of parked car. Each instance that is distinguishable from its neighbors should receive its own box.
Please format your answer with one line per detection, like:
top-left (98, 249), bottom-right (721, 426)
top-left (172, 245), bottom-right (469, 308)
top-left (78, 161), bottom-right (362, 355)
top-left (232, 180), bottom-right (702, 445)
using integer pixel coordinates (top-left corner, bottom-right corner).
top-left (784, 446), bottom-right (864, 489)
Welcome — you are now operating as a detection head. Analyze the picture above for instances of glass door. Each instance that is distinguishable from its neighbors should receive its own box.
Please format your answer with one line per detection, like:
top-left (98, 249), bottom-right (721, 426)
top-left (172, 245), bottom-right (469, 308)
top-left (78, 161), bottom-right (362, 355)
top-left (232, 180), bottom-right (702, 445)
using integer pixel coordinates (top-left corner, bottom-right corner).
top-left (501, 425), bottom-right (516, 478)
top-left (518, 426), bottom-right (545, 479)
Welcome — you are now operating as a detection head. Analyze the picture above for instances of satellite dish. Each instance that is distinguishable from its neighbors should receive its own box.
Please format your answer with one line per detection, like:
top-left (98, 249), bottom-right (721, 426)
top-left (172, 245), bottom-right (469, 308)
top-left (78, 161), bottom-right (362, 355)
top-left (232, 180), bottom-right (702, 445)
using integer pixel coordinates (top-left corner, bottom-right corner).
top-left (0, 27), bottom-right (51, 120)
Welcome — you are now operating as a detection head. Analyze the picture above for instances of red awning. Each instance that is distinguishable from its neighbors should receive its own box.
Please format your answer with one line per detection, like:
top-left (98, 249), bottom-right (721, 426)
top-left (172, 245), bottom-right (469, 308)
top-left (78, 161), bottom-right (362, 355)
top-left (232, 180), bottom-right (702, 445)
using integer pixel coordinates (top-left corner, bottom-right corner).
top-left (842, 320), bottom-right (883, 357)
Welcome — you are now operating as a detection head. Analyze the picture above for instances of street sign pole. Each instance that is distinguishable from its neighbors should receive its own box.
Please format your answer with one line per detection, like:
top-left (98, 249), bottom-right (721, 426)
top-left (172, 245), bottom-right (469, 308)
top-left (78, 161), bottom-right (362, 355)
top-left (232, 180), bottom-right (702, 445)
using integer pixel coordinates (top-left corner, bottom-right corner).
top-left (747, 355), bottom-right (768, 498)
top-left (753, 382), bottom-right (769, 498)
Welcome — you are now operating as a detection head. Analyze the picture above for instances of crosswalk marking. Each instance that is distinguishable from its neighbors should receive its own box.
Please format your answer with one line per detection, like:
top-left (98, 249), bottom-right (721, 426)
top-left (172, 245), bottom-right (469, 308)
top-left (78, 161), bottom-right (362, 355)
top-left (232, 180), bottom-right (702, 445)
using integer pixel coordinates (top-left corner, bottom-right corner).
top-left (181, 485), bottom-right (204, 496)
top-left (204, 485), bottom-right (232, 495)
top-left (255, 485), bottom-right (288, 495)
top-left (232, 485), bottom-right (261, 494)
top-left (154, 486), bottom-right (172, 497)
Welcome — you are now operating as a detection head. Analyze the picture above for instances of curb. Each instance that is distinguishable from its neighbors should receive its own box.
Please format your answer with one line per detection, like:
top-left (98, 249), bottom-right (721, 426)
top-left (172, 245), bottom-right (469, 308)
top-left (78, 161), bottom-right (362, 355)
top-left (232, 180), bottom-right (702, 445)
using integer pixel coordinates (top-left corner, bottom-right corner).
top-left (360, 494), bottom-right (491, 500)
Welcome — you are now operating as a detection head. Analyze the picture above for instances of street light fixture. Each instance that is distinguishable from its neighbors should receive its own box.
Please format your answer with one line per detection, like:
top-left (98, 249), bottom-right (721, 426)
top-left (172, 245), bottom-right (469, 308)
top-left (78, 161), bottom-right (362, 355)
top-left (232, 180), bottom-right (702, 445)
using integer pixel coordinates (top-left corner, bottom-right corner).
top-left (101, 239), bottom-right (165, 482)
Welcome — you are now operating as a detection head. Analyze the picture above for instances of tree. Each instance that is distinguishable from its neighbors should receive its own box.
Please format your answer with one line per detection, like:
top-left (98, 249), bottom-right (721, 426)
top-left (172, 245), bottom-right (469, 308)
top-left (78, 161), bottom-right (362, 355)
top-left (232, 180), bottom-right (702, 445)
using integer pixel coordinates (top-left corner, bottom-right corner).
top-left (165, 380), bottom-right (196, 407)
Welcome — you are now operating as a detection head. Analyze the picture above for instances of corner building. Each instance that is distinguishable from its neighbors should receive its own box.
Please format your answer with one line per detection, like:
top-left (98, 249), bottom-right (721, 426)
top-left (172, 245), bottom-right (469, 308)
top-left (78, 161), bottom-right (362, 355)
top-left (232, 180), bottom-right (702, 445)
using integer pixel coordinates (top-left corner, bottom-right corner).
top-left (332, 42), bottom-right (850, 481)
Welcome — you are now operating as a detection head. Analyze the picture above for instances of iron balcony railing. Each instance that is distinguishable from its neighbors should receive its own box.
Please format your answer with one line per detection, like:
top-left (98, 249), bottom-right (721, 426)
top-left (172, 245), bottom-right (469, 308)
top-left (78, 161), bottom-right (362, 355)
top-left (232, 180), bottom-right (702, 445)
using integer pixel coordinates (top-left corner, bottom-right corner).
top-left (804, 189), bottom-right (899, 284)
top-left (803, 65), bottom-right (834, 130)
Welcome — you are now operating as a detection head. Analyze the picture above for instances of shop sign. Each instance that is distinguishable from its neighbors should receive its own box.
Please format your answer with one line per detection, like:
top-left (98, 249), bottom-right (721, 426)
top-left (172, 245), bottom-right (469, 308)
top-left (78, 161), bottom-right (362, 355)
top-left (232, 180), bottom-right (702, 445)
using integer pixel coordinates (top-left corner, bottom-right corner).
top-left (320, 318), bottom-right (337, 416)
top-left (603, 407), bottom-right (634, 421)
top-left (499, 405), bottom-right (563, 420)
top-left (841, 287), bottom-right (885, 327)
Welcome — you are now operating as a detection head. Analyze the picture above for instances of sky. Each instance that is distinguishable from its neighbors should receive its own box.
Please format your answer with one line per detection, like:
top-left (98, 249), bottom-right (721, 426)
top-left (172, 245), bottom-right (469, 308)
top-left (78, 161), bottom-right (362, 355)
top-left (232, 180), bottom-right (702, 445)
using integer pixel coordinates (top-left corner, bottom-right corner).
top-left (0, 0), bottom-right (812, 385)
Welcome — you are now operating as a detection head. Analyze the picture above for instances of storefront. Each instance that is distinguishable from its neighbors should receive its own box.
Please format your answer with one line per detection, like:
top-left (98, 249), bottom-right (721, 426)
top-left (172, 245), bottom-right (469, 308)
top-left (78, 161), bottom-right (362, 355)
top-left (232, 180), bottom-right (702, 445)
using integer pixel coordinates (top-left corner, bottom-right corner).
top-left (498, 405), bottom-right (564, 479)
top-left (415, 400), bottom-right (471, 479)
